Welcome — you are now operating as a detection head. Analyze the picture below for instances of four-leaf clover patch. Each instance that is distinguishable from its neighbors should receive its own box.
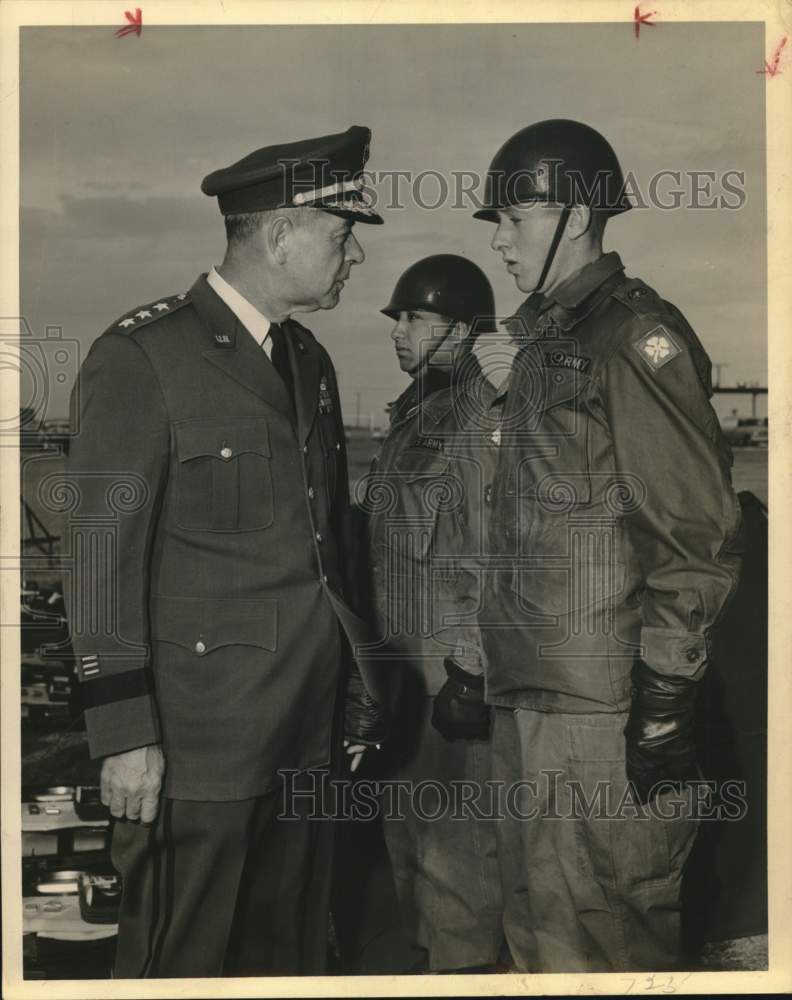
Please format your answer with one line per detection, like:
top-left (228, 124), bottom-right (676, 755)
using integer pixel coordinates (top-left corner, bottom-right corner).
top-left (634, 325), bottom-right (682, 371)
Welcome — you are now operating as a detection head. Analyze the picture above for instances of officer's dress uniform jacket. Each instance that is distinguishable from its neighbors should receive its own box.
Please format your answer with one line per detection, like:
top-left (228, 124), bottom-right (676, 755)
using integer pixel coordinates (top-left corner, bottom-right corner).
top-left (66, 274), bottom-right (365, 802)
top-left (481, 251), bottom-right (742, 711)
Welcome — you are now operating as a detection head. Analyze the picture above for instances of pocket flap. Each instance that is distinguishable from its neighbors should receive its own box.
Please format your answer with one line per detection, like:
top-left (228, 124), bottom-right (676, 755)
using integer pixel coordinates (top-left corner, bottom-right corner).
top-left (174, 417), bottom-right (271, 463)
top-left (151, 595), bottom-right (277, 654)
top-left (568, 719), bottom-right (626, 762)
top-left (512, 345), bottom-right (592, 417)
top-left (394, 449), bottom-right (451, 479)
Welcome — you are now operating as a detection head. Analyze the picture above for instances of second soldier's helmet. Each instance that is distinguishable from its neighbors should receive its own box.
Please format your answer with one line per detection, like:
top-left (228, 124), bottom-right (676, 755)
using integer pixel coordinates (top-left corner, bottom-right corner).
top-left (381, 254), bottom-right (497, 333)
top-left (473, 119), bottom-right (631, 222)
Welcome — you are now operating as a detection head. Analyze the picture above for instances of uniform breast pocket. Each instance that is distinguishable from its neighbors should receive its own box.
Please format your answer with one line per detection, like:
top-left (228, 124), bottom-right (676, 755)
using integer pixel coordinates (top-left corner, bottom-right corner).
top-left (173, 417), bottom-right (274, 532)
top-left (510, 372), bottom-right (601, 617)
top-left (387, 449), bottom-right (459, 564)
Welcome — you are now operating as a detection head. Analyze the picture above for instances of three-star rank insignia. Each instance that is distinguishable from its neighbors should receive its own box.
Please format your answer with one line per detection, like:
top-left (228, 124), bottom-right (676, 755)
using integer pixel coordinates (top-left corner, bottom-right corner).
top-left (634, 324), bottom-right (682, 371)
top-left (115, 292), bottom-right (189, 332)
top-left (318, 377), bottom-right (334, 414)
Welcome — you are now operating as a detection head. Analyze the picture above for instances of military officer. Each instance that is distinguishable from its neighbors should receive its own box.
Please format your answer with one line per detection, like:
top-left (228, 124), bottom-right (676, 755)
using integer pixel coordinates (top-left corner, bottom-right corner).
top-left (461, 119), bottom-right (743, 971)
top-left (64, 126), bottom-right (386, 977)
top-left (360, 255), bottom-right (504, 972)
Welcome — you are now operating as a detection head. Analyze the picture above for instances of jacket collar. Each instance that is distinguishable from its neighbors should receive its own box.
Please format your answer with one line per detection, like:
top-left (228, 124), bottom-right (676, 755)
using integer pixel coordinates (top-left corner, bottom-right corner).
top-left (504, 252), bottom-right (625, 336)
top-left (388, 366), bottom-right (454, 429)
top-left (191, 274), bottom-right (321, 435)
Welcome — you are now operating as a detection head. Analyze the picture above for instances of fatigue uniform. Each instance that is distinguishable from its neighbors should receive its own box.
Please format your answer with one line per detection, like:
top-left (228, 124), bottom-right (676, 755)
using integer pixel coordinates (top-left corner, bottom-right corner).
top-left (362, 362), bottom-right (503, 971)
top-left (65, 275), bottom-right (372, 975)
top-left (480, 252), bottom-right (743, 971)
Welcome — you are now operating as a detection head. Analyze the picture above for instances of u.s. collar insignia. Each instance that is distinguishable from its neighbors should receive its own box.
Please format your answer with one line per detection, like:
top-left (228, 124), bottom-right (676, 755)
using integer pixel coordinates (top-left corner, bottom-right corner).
top-left (214, 333), bottom-right (232, 346)
top-left (318, 376), bottom-right (334, 414)
top-left (634, 325), bottom-right (682, 371)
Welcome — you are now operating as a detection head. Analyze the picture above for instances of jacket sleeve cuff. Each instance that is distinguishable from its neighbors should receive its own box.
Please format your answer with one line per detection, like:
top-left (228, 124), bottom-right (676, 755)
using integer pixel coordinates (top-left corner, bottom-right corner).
top-left (640, 626), bottom-right (709, 679)
top-left (84, 695), bottom-right (161, 759)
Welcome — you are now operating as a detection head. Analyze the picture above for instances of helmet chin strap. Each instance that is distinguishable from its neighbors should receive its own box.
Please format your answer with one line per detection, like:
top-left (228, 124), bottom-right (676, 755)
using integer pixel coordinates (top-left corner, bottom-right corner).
top-left (407, 324), bottom-right (458, 379)
top-left (534, 205), bottom-right (572, 293)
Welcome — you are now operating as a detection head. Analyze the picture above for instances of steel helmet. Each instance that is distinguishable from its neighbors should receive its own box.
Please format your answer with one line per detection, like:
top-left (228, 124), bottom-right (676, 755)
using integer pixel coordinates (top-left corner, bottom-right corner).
top-left (381, 254), bottom-right (497, 333)
top-left (473, 119), bottom-right (631, 222)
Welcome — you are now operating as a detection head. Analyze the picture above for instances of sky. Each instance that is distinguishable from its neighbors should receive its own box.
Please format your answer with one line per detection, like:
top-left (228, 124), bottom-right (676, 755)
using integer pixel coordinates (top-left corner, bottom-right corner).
top-left (20, 21), bottom-right (767, 424)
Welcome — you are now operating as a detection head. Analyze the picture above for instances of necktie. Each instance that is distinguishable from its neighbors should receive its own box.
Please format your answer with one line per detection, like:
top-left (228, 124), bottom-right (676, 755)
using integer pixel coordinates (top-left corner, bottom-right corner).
top-left (267, 322), bottom-right (295, 407)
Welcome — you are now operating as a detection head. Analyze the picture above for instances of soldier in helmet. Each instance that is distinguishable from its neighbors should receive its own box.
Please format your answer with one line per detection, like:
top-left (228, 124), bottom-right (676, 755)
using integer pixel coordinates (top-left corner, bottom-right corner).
top-left (453, 119), bottom-right (743, 971)
top-left (359, 254), bottom-right (504, 972)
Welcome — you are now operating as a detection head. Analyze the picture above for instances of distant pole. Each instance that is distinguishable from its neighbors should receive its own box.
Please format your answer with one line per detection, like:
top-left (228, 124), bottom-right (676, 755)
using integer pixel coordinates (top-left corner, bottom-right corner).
top-left (712, 362), bottom-right (728, 388)
top-left (355, 392), bottom-right (362, 428)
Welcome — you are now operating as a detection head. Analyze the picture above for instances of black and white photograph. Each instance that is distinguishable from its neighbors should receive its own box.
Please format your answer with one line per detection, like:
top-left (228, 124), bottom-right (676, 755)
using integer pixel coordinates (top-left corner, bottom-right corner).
top-left (1, 1), bottom-right (790, 995)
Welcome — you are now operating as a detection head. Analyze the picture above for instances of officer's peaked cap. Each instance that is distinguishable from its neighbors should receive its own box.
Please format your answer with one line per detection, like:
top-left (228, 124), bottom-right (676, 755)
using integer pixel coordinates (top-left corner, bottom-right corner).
top-left (202, 125), bottom-right (383, 224)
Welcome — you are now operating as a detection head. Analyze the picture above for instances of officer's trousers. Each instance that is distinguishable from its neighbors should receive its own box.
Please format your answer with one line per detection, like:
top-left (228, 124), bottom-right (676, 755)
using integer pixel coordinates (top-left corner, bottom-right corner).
top-left (110, 777), bottom-right (331, 978)
top-left (491, 707), bottom-right (698, 973)
top-left (381, 677), bottom-right (503, 972)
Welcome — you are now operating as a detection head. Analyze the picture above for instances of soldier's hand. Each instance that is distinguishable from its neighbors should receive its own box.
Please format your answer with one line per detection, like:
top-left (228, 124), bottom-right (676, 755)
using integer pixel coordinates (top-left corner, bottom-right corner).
top-left (624, 659), bottom-right (700, 805)
top-left (344, 664), bottom-right (388, 748)
top-left (100, 744), bottom-right (166, 824)
top-left (431, 658), bottom-right (491, 742)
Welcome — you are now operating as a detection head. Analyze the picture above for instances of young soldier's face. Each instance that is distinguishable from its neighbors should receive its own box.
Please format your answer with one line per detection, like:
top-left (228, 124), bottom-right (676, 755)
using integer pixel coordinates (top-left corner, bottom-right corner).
top-left (390, 310), bottom-right (455, 375)
top-left (490, 203), bottom-right (566, 293)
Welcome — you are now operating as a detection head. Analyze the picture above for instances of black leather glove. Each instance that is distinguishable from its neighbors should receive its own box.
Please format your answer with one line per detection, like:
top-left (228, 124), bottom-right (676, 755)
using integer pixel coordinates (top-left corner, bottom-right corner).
top-left (344, 663), bottom-right (388, 747)
top-left (624, 658), bottom-right (700, 805)
top-left (431, 658), bottom-right (491, 742)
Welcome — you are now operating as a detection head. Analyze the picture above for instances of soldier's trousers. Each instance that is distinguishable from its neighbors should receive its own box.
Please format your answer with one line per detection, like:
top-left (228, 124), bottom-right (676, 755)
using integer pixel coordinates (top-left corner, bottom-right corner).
top-left (491, 707), bottom-right (698, 973)
top-left (110, 777), bottom-right (331, 977)
top-left (381, 685), bottom-right (503, 971)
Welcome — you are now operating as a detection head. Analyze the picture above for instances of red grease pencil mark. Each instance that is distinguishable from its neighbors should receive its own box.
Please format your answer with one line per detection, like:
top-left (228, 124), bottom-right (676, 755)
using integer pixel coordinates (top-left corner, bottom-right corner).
top-left (115, 8), bottom-right (142, 38)
top-left (757, 36), bottom-right (787, 77)
top-left (634, 5), bottom-right (657, 39)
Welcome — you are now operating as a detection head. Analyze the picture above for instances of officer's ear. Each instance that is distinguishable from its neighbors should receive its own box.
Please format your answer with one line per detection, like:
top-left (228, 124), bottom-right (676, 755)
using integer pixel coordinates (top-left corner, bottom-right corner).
top-left (567, 204), bottom-right (594, 241)
top-left (268, 214), bottom-right (293, 262)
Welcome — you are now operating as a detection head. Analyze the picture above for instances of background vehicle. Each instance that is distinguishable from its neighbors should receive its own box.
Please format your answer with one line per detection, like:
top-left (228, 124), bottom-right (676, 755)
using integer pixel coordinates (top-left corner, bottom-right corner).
top-left (721, 416), bottom-right (768, 447)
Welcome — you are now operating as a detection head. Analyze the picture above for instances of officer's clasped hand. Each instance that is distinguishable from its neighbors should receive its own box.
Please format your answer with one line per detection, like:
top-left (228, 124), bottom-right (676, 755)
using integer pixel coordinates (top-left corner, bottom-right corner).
top-left (431, 658), bottom-right (491, 742)
top-left (624, 658), bottom-right (700, 805)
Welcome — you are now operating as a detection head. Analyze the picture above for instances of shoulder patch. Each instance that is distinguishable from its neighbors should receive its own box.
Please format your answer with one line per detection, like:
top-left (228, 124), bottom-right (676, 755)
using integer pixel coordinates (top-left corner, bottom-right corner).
top-left (111, 291), bottom-right (191, 334)
top-left (633, 324), bottom-right (683, 371)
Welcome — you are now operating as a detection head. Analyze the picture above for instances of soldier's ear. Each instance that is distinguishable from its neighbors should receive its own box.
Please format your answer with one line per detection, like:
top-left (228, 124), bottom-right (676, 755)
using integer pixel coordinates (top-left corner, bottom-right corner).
top-left (567, 204), bottom-right (593, 241)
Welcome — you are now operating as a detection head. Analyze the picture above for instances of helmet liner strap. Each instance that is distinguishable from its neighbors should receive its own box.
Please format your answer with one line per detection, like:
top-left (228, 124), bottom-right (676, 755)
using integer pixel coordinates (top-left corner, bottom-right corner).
top-left (536, 204), bottom-right (571, 292)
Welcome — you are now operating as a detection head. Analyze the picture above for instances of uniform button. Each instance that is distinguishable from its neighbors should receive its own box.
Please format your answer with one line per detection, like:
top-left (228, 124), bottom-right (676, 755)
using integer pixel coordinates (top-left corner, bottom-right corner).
top-left (308, 486), bottom-right (315, 500)
top-left (686, 648), bottom-right (700, 663)
top-left (484, 484), bottom-right (493, 504)
top-left (194, 640), bottom-right (206, 655)
top-left (315, 532), bottom-right (323, 543)
top-left (629, 287), bottom-right (646, 300)
top-left (335, 442), bottom-right (341, 451)
top-left (220, 446), bottom-right (233, 460)
top-left (321, 573), bottom-right (328, 583)
top-left (303, 445), bottom-right (309, 454)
